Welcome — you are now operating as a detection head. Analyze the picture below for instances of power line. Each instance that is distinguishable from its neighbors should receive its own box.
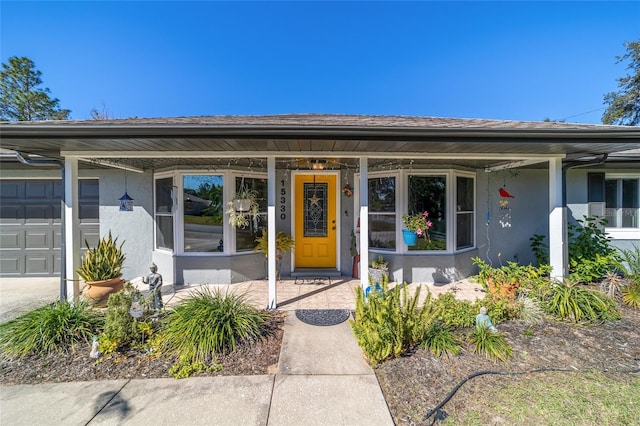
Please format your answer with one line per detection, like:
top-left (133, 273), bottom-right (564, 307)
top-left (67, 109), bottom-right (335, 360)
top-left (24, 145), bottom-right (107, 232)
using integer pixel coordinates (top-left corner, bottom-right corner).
top-left (559, 107), bottom-right (606, 122)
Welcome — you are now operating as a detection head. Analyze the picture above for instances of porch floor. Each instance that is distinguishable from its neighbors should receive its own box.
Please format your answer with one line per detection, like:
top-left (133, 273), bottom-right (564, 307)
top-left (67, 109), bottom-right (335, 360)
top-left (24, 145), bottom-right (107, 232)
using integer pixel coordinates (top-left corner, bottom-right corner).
top-left (161, 277), bottom-right (486, 311)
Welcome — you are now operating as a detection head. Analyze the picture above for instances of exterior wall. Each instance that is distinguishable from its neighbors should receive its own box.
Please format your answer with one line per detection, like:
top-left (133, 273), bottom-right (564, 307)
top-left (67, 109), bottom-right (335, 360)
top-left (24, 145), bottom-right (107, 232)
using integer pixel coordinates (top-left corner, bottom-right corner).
top-left (94, 169), bottom-right (155, 281)
top-left (475, 168), bottom-right (549, 268)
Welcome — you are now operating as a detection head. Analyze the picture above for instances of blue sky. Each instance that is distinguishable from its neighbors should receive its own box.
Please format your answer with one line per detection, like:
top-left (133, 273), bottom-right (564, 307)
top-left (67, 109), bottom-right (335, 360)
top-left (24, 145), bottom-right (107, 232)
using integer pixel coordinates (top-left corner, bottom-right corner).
top-left (2, 1), bottom-right (638, 123)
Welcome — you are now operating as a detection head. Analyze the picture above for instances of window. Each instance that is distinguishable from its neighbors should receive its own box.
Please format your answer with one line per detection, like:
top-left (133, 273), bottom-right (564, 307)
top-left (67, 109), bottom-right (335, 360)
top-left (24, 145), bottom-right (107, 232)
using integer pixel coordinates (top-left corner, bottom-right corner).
top-left (235, 176), bottom-right (267, 251)
top-left (368, 176), bottom-right (396, 249)
top-left (606, 177), bottom-right (639, 228)
top-left (154, 177), bottom-right (174, 251)
top-left (408, 175), bottom-right (446, 251)
top-left (183, 175), bottom-right (224, 252)
top-left (456, 176), bottom-right (475, 250)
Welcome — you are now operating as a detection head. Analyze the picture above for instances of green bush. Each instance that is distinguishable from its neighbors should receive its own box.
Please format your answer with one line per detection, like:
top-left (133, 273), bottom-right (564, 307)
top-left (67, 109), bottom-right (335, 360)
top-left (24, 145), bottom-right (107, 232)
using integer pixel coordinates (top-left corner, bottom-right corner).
top-left (168, 355), bottom-right (222, 379)
top-left (102, 282), bottom-right (147, 350)
top-left (568, 216), bottom-right (620, 283)
top-left (0, 300), bottom-right (103, 358)
top-left (157, 287), bottom-right (267, 364)
top-left (472, 257), bottom-right (552, 300)
top-left (434, 293), bottom-right (476, 328)
top-left (420, 321), bottom-right (461, 358)
top-left (544, 282), bottom-right (621, 323)
top-left (350, 280), bottom-right (438, 367)
top-left (469, 324), bottom-right (513, 364)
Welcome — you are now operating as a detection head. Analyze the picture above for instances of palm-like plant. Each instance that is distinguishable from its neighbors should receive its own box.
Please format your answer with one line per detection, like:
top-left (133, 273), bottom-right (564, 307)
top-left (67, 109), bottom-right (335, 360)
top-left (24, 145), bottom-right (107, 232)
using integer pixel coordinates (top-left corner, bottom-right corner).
top-left (76, 231), bottom-right (125, 282)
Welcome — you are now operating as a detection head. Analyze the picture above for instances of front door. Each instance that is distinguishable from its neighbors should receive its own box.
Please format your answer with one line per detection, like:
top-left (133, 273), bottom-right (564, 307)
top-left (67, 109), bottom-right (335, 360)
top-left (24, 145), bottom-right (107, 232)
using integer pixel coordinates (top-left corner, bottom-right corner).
top-left (294, 174), bottom-right (337, 268)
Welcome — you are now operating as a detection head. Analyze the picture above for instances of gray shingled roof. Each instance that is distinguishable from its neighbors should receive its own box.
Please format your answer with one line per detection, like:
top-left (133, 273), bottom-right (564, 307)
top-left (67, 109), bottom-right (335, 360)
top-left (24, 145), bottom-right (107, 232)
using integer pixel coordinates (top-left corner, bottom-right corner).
top-left (0, 113), bottom-right (633, 130)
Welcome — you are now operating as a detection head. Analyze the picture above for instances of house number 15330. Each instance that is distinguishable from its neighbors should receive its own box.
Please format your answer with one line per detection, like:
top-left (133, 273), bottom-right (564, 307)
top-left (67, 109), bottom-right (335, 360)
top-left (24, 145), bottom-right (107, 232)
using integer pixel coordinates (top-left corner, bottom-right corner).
top-left (280, 180), bottom-right (287, 220)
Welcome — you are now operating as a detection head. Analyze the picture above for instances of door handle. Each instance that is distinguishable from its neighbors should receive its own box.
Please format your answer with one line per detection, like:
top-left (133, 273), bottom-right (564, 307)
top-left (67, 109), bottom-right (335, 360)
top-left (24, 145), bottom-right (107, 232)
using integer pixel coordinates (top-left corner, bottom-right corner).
top-left (332, 226), bottom-right (336, 230)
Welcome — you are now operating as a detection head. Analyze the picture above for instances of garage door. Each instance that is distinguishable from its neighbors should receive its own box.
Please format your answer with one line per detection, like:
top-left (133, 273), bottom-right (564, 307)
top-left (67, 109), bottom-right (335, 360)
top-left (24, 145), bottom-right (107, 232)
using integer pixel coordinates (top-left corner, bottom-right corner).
top-left (0, 179), bottom-right (99, 276)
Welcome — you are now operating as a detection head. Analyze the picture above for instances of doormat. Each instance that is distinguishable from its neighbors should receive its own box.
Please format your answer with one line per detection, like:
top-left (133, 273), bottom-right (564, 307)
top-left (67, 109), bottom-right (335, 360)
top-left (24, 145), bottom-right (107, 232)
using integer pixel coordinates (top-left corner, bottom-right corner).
top-left (295, 309), bottom-right (351, 326)
top-left (295, 276), bottom-right (331, 285)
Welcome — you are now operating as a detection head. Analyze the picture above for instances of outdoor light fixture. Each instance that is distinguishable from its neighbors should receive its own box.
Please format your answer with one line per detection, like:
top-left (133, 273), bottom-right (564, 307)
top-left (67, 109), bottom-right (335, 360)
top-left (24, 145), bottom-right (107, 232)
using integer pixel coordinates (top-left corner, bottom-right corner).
top-left (119, 168), bottom-right (134, 211)
top-left (311, 159), bottom-right (326, 170)
top-left (119, 192), bottom-right (134, 211)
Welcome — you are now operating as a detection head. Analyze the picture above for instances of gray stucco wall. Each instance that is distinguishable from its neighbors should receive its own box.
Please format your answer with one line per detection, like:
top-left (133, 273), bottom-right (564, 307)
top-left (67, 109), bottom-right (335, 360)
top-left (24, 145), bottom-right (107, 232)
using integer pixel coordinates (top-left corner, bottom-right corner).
top-left (95, 169), bottom-right (155, 281)
top-left (475, 168), bottom-right (549, 268)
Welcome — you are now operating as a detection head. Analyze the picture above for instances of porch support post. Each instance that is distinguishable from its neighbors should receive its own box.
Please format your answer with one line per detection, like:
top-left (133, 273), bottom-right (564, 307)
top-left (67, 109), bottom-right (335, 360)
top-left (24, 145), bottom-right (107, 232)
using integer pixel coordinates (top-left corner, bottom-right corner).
top-left (548, 157), bottom-right (568, 280)
top-left (64, 156), bottom-right (80, 302)
top-left (359, 157), bottom-right (369, 290)
top-left (267, 156), bottom-right (277, 309)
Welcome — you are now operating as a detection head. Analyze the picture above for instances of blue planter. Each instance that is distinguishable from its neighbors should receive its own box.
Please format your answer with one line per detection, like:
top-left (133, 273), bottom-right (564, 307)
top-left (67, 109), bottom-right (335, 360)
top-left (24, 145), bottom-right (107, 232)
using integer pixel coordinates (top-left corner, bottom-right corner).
top-left (402, 229), bottom-right (418, 246)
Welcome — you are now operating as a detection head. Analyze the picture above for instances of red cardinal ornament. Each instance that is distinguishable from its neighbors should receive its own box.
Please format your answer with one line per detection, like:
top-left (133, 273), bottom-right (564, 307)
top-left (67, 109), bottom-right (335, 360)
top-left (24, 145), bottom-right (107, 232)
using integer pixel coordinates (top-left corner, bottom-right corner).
top-left (499, 187), bottom-right (515, 198)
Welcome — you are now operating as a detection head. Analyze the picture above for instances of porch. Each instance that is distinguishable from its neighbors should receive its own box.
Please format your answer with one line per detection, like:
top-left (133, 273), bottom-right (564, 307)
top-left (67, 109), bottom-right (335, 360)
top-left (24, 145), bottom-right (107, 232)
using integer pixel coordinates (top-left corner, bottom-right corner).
top-left (0, 276), bottom-right (486, 323)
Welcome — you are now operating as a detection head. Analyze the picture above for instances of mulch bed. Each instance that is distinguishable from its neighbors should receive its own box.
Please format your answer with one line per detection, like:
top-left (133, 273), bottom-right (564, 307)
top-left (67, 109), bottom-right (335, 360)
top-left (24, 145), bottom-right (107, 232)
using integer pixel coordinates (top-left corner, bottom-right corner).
top-left (375, 305), bottom-right (640, 425)
top-left (0, 311), bottom-right (285, 385)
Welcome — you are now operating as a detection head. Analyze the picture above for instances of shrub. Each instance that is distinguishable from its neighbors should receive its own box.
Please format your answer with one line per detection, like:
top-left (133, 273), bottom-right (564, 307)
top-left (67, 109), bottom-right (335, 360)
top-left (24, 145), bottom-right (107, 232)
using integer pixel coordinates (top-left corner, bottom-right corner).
top-left (567, 216), bottom-right (619, 283)
top-left (433, 292), bottom-right (476, 328)
top-left (157, 287), bottom-right (267, 364)
top-left (469, 324), bottom-right (513, 364)
top-left (420, 321), bottom-right (461, 359)
top-left (544, 281), bottom-right (621, 324)
top-left (529, 234), bottom-right (549, 266)
top-left (621, 279), bottom-right (640, 309)
top-left (472, 257), bottom-right (552, 300)
top-left (0, 300), bottom-right (103, 359)
top-left (102, 282), bottom-right (147, 350)
top-left (350, 281), bottom-right (438, 367)
top-left (168, 355), bottom-right (222, 379)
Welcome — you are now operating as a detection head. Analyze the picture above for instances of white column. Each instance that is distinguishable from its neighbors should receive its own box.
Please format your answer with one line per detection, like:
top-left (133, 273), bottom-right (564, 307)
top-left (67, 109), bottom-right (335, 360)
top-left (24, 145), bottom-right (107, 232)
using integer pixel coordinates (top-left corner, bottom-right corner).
top-left (267, 156), bottom-right (277, 309)
top-left (359, 157), bottom-right (369, 290)
top-left (64, 156), bottom-right (80, 301)
top-left (549, 157), bottom-right (567, 280)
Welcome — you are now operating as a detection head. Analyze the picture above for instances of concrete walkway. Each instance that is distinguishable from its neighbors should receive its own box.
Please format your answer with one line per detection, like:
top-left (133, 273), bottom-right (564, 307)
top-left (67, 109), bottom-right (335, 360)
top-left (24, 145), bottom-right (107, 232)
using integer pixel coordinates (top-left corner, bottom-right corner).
top-left (0, 310), bottom-right (393, 425)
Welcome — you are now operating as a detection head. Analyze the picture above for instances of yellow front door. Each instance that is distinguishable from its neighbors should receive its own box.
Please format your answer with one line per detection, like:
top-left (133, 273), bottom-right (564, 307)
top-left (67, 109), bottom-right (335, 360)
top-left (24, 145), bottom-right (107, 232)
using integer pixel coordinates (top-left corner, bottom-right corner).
top-left (294, 174), bottom-right (337, 268)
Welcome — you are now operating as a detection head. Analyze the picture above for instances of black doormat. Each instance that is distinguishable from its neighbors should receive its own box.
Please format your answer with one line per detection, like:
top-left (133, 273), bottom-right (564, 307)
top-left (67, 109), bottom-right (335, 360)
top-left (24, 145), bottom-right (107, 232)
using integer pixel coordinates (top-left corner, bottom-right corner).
top-left (295, 309), bottom-right (351, 326)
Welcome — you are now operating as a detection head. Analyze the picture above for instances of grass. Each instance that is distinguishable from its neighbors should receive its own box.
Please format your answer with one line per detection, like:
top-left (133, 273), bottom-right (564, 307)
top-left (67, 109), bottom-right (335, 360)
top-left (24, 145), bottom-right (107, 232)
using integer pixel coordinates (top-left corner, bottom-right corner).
top-left (0, 300), bottom-right (104, 358)
top-left (442, 372), bottom-right (640, 425)
top-left (157, 287), bottom-right (267, 363)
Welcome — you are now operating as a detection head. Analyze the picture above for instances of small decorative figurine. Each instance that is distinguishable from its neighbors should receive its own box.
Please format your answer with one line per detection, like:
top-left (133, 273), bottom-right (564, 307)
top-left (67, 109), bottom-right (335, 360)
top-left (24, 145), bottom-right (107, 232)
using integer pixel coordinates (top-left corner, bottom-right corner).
top-left (475, 306), bottom-right (497, 332)
top-left (142, 262), bottom-right (163, 310)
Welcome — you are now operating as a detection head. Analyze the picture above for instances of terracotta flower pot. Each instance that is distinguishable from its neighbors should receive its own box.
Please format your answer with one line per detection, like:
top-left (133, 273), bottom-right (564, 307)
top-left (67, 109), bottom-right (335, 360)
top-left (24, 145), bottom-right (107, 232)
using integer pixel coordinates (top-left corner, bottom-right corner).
top-left (82, 275), bottom-right (125, 307)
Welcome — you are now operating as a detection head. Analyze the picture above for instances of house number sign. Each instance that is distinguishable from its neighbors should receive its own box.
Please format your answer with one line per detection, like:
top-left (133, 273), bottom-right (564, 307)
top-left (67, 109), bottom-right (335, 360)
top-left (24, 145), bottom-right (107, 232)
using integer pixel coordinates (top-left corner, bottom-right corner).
top-left (280, 180), bottom-right (287, 220)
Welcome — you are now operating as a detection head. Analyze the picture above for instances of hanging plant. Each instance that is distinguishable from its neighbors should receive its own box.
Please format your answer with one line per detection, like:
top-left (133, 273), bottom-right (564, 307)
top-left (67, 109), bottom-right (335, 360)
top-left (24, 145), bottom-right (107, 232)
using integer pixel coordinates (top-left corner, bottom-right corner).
top-left (226, 187), bottom-right (260, 229)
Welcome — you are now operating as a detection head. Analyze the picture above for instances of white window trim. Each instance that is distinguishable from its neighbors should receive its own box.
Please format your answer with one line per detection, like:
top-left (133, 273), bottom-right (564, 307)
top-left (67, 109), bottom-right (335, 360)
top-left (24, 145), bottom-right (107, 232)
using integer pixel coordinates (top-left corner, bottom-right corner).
top-left (604, 173), bottom-right (640, 239)
top-left (356, 169), bottom-right (477, 255)
top-left (153, 171), bottom-right (176, 254)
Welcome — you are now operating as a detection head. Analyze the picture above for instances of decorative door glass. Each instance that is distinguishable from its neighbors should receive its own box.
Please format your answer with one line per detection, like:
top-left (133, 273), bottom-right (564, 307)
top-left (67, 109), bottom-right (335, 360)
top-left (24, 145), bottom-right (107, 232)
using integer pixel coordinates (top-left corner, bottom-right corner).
top-left (303, 182), bottom-right (327, 237)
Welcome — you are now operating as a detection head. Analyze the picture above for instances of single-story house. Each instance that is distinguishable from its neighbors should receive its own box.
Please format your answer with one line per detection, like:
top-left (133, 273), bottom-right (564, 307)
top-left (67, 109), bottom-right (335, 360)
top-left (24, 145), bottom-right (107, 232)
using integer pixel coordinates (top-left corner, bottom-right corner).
top-left (1, 114), bottom-right (638, 308)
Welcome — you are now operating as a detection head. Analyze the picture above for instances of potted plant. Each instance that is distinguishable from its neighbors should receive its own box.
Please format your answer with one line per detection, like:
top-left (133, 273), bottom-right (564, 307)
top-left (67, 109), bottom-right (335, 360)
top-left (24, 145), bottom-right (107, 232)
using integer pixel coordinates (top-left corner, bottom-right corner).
top-left (226, 187), bottom-right (260, 228)
top-left (401, 211), bottom-right (432, 246)
top-left (254, 231), bottom-right (295, 279)
top-left (77, 231), bottom-right (126, 307)
top-left (368, 255), bottom-right (389, 286)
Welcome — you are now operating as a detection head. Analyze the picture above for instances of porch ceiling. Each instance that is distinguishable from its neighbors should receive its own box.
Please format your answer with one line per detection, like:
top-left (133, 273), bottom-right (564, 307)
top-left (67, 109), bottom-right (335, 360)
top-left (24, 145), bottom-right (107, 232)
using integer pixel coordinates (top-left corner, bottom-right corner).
top-left (1, 114), bottom-right (638, 172)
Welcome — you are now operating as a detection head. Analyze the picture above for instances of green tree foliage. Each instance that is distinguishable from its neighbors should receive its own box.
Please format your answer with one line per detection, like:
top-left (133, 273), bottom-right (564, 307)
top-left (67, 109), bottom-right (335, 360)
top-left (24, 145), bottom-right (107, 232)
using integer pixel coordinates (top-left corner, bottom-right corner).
top-left (0, 56), bottom-right (70, 121)
top-left (602, 39), bottom-right (640, 126)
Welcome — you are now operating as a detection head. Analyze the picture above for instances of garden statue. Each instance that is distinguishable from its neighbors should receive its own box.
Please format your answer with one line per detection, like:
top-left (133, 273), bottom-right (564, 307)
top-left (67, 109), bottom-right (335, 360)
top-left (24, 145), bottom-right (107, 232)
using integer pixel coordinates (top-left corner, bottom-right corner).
top-left (142, 262), bottom-right (163, 310)
top-left (89, 335), bottom-right (102, 359)
top-left (475, 306), bottom-right (497, 332)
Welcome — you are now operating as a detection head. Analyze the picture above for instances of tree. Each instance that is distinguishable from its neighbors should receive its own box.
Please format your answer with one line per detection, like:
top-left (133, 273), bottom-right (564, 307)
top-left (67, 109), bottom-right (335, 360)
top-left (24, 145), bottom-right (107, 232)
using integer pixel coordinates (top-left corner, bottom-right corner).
top-left (0, 56), bottom-right (70, 121)
top-left (602, 39), bottom-right (640, 126)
